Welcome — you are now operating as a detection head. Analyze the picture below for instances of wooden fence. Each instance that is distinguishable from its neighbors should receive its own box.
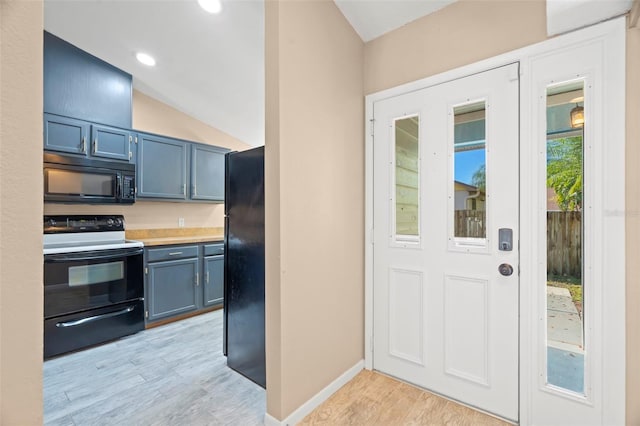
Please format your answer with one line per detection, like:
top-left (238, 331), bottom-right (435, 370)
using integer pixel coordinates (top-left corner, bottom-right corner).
top-left (547, 211), bottom-right (582, 278)
top-left (454, 210), bottom-right (486, 238)
top-left (455, 210), bottom-right (582, 279)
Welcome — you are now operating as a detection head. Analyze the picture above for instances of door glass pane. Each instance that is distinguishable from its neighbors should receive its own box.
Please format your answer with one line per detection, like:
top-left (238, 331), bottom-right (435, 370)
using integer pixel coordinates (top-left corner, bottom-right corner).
top-left (395, 115), bottom-right (419, 239)
top-left (453, 102), bottom-right (486, 239)
top-left (545, 81), bottom-right (585, 394)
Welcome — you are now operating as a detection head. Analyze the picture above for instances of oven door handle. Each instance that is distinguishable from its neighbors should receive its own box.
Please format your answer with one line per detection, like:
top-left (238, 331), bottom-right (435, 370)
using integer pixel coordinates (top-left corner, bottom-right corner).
top-left (45, 248), bottom-right (143, 262)
top-left (55, 305), bottom-right (136, 328)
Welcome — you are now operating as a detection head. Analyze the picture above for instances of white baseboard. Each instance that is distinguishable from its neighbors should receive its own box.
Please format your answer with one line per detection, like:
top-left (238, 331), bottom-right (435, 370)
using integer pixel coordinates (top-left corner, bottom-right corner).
top-left (263, 359), bottom-right (364, 426)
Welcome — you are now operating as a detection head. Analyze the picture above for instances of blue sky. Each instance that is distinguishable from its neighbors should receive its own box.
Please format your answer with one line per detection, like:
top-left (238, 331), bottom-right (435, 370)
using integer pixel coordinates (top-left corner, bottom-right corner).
top-left (455, 149), bottom-right (485, 185)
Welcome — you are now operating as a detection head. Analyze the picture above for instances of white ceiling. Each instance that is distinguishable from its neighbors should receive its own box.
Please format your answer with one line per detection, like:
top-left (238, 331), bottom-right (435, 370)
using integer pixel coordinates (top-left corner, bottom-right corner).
top-left (334, 0), bottom-right (457, 42)
top-left (44, 0), bottom-right (265, 147)
top-left (44, 0), bottom-right (454, 148)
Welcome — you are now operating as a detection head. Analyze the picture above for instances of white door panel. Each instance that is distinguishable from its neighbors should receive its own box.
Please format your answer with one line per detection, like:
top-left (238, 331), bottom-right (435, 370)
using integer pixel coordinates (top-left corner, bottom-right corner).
top-left (373, 63), bottom-right (519, 421)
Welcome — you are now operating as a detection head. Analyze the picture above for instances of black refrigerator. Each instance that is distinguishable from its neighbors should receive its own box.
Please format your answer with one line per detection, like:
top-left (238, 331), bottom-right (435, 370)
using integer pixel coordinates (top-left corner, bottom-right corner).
top-left (223, 146), bottom-right (266, 388)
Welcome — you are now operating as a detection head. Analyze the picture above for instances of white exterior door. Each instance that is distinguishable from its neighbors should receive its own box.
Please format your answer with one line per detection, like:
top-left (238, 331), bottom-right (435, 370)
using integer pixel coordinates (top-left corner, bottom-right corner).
top-left (372, 63), bottom-right (519, 422)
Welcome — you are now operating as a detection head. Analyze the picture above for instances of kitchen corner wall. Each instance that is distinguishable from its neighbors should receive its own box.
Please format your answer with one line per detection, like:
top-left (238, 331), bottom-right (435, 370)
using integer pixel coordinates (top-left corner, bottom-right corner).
top-left (43, 90), bottom-right (251, 229)
top-left (265, 0), bottom-right (365, 420)
top-left (0, 1), bottom-right (44, 423)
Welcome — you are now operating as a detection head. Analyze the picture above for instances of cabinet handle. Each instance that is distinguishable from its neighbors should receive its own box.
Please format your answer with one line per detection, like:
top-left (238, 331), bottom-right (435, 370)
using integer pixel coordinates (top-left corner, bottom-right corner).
top-left (193, 184), bottom-right (197, 196)
top-left (195, 272), bottom-right (199, 286)
top-left (81, 136), bottom-right (86, 153)
top-left (206, 270), bottom-right (209, 284)
top-left (168, 252), bottom-right (183, 256)
top-left (182, 184), bottom-right (186, 195)
top-left (129, 151), bottom-right (133, 160)
top-left (93, 138), bottom-right (98, 154)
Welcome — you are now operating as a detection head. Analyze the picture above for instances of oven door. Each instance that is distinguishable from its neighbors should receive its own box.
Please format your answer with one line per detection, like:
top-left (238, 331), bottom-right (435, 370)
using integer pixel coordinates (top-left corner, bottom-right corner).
top-left (44, 247), bottom-right (143, 319)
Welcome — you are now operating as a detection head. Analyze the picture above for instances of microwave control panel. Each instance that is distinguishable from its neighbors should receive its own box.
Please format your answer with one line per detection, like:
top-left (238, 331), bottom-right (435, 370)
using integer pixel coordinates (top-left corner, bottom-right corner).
top-left (122, 175), bottom-right (135, 200)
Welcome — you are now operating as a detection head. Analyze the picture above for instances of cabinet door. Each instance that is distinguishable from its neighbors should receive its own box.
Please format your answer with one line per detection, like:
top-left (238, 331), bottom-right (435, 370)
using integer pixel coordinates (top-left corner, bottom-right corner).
top-left (44, 114), bottom-right (89, 155)
top-left (138, 134), bottom-right (188, 199)
top-left (204, 255), bottom-right (224, 307)
top-left (90, 124), bottom-right (132, 161)
top-left (147, 258), bottom-right (198, 321)
top-left (191, 144), bottom-right (226, 201)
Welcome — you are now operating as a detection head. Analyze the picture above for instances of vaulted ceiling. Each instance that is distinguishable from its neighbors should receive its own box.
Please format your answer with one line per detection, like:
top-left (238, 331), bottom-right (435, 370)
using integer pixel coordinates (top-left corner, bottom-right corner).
top-left (44, 0), bottom-right (633, 147)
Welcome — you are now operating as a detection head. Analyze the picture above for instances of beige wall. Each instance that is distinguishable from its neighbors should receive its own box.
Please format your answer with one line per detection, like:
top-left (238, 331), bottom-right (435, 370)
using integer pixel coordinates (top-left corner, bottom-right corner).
top-left (364, 0), bottom-right (547, 94)
top-left (265, 0), bottom-right (364, 420)
top-left (626, 12), bottom-right (640, 425)
top-left (44, 90), bottom-right (251, 229)
top-left (132, 90), bottom-right (250, 153)
top-left (0, 1), bottom-right (44, 424)
top-left (365, 1), bottom-right (640, 423)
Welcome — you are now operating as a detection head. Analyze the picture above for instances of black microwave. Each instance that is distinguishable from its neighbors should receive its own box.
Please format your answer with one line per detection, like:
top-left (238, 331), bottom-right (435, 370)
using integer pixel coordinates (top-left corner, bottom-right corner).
top-left (44, 153), bottom-right (135, 204)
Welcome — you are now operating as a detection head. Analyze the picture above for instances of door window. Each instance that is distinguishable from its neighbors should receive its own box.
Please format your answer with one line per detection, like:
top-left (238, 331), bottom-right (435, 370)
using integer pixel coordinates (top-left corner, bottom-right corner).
top-left (545, 80), bottom-right (585, 395)
top-left (394, 115), bottom-right (420, 242)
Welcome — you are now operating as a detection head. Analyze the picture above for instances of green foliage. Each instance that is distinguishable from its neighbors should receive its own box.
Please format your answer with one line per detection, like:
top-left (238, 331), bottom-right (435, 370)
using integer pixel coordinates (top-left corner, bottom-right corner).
top-left (471, 164), bottom-right (486, 190)
top-left (547, 136), bottom-right (583, 211)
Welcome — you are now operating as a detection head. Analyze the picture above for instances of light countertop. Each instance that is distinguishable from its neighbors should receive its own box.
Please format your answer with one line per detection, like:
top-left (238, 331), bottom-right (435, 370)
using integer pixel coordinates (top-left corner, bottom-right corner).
top-left (126, 227), bottom-right (224, 247)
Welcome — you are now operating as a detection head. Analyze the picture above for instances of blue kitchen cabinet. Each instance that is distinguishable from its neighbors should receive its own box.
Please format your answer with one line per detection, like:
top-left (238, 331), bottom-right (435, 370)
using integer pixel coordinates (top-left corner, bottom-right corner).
top-left (191, 144), bottom-right (226, 201)
top-left (44, 31), bottom-right (132, 129)
top-left (44, 114), bottom-right (90, 155)
top-left (144, 242), bottom-right (224, 324)
top-left (90, 124), bottom-right (134, 162)
top-left (44, 113), bottom-right (135, 163)
top-left (146, 255), bottom-right (199, 322)
top-left (137, 133), bottom-right (188, 200)
top-left (203, 243), bottom-right (224, 307)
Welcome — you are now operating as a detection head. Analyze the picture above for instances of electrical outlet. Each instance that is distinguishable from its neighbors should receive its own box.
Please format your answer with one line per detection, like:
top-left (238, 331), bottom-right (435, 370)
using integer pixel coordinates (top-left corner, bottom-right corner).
top-left (178, 217), bottom-right (185, 228)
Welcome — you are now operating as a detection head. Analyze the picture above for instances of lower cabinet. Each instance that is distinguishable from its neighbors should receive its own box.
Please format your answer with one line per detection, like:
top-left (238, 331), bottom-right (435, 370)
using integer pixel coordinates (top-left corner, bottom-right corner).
top-left (144, 242), bottom-right (224, 324)
top-left (204, 255), bottom-right (224, 307)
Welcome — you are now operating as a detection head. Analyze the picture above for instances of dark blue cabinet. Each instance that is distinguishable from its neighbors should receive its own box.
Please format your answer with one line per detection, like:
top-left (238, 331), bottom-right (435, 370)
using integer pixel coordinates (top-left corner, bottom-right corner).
top-left (137, 133), bottom-right (188, 200)
top-left (91, 124), bottom-right (133, 161)
top-left (44, 113), bottom-right (134, 162)
top-left (44, 31), bottom-right (132, 129)
top-left (203, 245), bottom-right (224, 307)
top-left (144, 243), bottom-right (224, 324)
top-left (191, 144), bottom-right (226, 201)
top-left (44, 114), bottom-right (90, 155)
top-left (146, 257), bottom-right (199, 322)
top-left (137, 133), bottom-right (228, 202)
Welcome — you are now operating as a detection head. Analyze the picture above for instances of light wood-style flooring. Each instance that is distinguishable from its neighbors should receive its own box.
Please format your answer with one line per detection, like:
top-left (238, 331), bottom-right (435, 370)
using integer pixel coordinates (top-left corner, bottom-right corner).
top-left (44, 309), bottom-right (265, 426)
top-left (300, 369), bottom-right (510, 426)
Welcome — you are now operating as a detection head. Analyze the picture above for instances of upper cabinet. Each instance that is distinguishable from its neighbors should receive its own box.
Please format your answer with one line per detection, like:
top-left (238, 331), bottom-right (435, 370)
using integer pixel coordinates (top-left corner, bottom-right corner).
top-left (137, 133), bottom-right (188, 200)
top-left (44, 113), bottom-right (134, 162)
top-left (137, 133), bottom-right (228, 202)
top-left (191, 144), bottom-right (226, 201)
top-left (44, 31), bottom-right (132, 129)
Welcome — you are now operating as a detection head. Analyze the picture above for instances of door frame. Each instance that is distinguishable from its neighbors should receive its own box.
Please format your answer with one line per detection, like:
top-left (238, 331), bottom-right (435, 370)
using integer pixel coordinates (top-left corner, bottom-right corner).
top-left (364, 17), bottom-right (625, 424)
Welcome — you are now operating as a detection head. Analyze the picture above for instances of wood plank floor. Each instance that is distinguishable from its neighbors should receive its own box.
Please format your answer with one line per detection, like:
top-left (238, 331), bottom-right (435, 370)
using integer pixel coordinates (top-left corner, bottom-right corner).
top-left (43, 309), bottom-right (265, 426)
top-left (299, 370), bottom-right (510, 426)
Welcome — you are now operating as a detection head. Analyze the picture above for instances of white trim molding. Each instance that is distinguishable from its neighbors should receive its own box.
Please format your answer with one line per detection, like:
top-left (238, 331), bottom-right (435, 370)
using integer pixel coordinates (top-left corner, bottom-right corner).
top-left (263, 360), bottom-right (364, 426)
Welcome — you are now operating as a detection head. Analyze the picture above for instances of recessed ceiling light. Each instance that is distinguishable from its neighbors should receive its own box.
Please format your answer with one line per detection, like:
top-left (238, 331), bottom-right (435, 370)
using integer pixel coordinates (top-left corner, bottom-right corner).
top-left (136, 52), bottom-right (156, 67)
top-left (198, 0), bottom-right (222, 14)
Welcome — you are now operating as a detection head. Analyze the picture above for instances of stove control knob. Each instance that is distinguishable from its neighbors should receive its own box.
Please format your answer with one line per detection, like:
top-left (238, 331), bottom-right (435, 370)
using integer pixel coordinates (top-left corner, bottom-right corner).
top-left (106, 218), bottom-right (115, 227)
top-left (47, 218), bottom-right (57, 227)
top-left (114, 218), bottom-right (123, 227)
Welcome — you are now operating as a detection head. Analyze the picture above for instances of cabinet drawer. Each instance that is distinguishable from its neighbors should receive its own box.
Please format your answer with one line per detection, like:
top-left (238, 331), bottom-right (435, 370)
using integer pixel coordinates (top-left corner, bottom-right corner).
top-left (203, 243), bottom-right (224, 256)
top-left (147, 245), bottom-right (198, 262)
